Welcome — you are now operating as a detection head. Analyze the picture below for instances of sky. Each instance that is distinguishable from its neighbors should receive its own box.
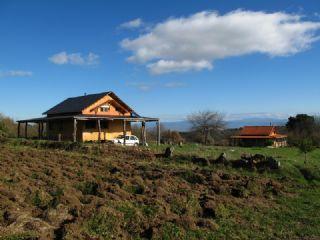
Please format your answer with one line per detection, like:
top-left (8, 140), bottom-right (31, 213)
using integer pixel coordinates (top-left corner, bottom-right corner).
top-left (1, 0), bottom-right (320, 122)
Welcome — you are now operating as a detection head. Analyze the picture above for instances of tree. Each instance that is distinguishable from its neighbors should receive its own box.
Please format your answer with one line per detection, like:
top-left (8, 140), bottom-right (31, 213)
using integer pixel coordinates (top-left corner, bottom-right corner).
top-left (286, 114), bottom-right (315, 138)
top-left (298, 138), bottom-right (315, 165)
top-left (187, 111), bottom-right (225, 145)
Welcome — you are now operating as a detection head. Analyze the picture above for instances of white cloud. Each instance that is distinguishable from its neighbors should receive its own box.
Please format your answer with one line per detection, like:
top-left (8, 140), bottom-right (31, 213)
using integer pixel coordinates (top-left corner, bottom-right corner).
top-left (120, 18), bottom-right (143, 29)
top-left (121, 10), bottom-right (320, 74)
top-left (49, 51), bottom-right (99, 65)
top-left (0, 70), bottom-right (33, 78)
top-left (148, 60), bottom-right (212, 75)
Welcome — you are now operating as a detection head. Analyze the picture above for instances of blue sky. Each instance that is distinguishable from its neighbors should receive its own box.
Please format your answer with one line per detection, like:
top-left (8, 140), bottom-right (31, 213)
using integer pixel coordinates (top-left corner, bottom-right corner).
top-left (1, 0), bottom-right (320, 121)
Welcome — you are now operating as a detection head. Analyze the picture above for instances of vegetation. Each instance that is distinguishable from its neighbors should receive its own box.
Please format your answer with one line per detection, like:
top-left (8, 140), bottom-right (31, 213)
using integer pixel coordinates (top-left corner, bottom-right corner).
top-left (298, 138), bottom-right (315, 164)
top-left (0, 139), bottom-right (320, 239)
top-left (187, 111), bottom-right (226, 145)
top-left (286, 114), bottom-right (320, 147)
top-left (0, 114), bottom-right (38, 138)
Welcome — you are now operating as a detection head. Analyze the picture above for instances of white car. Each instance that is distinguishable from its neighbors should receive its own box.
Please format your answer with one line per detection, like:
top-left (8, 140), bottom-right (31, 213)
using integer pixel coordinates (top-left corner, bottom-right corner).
top-left (112, 135), bottom-right (140, 146)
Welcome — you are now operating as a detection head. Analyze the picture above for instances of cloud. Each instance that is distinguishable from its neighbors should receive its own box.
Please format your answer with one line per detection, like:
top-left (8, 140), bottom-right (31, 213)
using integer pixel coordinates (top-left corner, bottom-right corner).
top-left (121, 10), bottom-right (320, 74)
top-left (49, 51), bottom-right (99, 66)
top-left (0, 70), bottom-right (33, 78)
top-left (148, 60), bottom-right (212, 75)
top-left (120, 18), bottom-right (143, 29)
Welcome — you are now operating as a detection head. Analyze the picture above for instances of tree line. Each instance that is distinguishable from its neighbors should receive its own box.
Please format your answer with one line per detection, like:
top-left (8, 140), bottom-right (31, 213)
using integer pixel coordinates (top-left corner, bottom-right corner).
top-left (1, 112), bottom-right (320, 151)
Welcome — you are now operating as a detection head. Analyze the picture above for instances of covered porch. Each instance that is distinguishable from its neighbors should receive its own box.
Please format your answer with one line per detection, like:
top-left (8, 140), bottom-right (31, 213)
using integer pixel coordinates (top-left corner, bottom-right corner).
top-left (17, 115), bottom-right (160, 146)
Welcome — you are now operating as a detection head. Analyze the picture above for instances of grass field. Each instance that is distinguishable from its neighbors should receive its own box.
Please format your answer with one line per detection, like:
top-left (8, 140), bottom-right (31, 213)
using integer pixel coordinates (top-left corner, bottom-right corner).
top-left (0, 140), bottom-right (319, 239)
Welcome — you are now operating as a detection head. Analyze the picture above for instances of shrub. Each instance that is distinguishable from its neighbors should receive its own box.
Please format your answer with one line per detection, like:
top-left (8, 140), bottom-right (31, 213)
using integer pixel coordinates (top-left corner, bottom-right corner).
top-left (179, 170), bottom-right (205, 184)
top-left (0, 233), bottom-right (38, 240)
top-left (298, 167), bottom-right (320, 181)
top-left (160, 222), bottom-right (184, 240)
top-left (76, 181), bottom-right (100, 196)
top-left (86, 211), bottom-right (118, 239)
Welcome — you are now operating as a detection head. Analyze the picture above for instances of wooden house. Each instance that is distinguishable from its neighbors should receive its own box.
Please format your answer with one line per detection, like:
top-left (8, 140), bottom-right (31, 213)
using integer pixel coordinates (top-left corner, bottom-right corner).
top-left (230, 126), bottom-right (287, 147)
top-left (17, 91), bottom-right (160, 145)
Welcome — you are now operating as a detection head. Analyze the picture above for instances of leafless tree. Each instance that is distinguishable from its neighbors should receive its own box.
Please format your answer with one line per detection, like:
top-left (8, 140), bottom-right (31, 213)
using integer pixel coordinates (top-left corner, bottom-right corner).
top-left (187, 111), bottom-right (226, 145)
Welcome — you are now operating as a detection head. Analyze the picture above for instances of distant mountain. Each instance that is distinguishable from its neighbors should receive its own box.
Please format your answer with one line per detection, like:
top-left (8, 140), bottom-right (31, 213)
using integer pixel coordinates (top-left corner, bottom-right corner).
top-left (162, 117), bottom-right (287, 132)
top-left (227, 118), bottom-right (287, 129)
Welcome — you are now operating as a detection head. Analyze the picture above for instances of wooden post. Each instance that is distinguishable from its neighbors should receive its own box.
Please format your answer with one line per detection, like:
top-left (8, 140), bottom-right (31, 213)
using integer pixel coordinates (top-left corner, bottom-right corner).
top-left (97, 119), bottom-right (101, 143)
top-left (73, 119), bottom-right (77, 142)
top-left (141, 121), bottom-right (145, 146)
top-left (143, 122), bottom-right (147, 146)
top-left (25, 122), bottom-right (28, 139)
top-left (156, 120), bottom-right (161, 145)
top-left (123, 120), bottom-right (126, 146)
top-left (38, 123), bottom-right (41, 139)
top-left (17, 122), bottom-right (21, 138)
top-left (41, 122), bottom-right (44, 139)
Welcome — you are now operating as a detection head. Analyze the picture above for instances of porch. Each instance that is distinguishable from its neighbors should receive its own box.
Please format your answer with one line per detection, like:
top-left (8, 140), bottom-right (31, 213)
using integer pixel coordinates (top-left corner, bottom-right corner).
top-left (17, 115), bottom-right (160, 146)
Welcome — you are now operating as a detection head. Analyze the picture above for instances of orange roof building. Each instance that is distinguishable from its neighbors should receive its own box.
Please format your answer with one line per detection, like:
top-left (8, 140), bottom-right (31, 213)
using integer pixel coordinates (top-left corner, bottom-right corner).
top-left (230, 126), bottom-right (287, 147)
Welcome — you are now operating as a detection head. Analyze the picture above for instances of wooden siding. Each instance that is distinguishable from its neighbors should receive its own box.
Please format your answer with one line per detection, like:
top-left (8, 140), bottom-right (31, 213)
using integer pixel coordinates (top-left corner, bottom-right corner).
top-left (46, 119), bottom-right (131, 142)
top-left (82, 95), bottom-right (131, 116)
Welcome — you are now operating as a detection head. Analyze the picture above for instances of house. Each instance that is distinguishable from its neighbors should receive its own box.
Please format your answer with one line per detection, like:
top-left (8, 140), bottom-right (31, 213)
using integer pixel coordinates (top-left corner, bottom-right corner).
top-left (230, 126), bottom-right (287, 147)
top-left (17, 91), bottom-right (160, 145)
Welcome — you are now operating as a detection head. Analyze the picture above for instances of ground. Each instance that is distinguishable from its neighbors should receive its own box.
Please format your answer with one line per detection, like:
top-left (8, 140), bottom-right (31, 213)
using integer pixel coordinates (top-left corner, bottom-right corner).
top-left (0, 139), bottom-right (319, 240)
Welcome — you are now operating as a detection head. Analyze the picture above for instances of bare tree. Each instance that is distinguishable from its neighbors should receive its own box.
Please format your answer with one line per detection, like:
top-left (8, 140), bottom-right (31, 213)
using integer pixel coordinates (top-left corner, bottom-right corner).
top-left (187, 111), bottom-right (226, 145)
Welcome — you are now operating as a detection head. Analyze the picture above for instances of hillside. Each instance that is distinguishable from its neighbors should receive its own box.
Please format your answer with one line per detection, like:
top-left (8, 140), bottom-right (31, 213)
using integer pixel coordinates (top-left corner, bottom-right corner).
top-left (0, 140), bottom-right (320, 239)
top-left (163, 118), bottom-right (287, 132)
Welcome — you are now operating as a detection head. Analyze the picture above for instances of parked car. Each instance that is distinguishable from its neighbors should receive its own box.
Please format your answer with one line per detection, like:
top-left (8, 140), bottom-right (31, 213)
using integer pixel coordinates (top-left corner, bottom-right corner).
top-left (112, 135), bottom-right (140, 146)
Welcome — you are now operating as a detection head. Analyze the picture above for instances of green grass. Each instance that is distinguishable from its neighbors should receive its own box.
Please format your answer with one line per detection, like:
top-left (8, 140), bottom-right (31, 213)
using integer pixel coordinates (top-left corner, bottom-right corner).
top-left (149, 143), bottom-right (320, 239)
top-left (2, 140), bottom-right (320, 239)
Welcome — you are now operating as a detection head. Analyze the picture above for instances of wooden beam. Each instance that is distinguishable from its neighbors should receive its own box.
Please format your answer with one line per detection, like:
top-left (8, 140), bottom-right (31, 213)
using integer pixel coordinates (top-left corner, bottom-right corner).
top-left (123, 120), bottom-right (126, 146)
top-left (157, 120), bottom-right (161, 146)
top-left (17, 122), bottom-right (20, 138)
top-left (25, 122), bottom-right (28, 139)
top-left (73, 119), bottom-right (77, 142)
top-left (97, 119), bottom-right (101, 143)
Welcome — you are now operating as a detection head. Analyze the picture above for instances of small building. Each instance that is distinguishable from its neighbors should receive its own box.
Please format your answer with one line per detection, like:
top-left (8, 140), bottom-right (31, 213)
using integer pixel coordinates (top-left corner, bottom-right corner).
top-left (230, 126), bottom-right (287, 147)
top-left (17, 91), bottom-right (160, 145)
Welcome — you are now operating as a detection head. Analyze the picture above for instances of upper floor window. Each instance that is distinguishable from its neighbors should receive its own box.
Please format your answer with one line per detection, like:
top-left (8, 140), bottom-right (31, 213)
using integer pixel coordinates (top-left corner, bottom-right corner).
top-left (100, 104), bottom-right (110, 112)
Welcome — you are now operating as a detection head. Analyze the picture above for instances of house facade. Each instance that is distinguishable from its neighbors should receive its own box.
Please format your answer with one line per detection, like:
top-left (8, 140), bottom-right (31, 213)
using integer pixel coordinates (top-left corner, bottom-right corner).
top-left (230, 126), bottom-right (287, 148)
top-left (17, 92), bottom-right (160, 144)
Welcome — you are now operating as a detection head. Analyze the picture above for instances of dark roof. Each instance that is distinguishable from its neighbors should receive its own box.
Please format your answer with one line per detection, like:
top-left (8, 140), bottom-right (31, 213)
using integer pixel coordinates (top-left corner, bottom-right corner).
top-left (43, 91), bottom-right (133, 115)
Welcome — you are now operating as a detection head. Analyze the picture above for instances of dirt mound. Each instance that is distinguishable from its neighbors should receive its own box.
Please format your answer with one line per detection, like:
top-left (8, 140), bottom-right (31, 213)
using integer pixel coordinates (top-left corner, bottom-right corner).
top-left (0, 143), bottom-right (288, 239)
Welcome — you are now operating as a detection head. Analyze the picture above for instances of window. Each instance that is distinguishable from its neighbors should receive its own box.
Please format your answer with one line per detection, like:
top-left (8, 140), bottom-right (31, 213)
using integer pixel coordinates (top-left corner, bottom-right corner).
top-left (100, 104), bottom-right (110, 112)
top-left (85, 121), bottom-right (97, 129)
top-left (100, 121), bottom-right (109, 129)
top-left (130, 136), bottom-right (137, 140)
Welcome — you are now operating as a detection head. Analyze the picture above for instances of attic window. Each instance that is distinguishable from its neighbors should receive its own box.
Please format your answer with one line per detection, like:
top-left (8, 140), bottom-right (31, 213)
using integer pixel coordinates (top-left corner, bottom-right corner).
top-left (100, 105), bottom-right (110, 112)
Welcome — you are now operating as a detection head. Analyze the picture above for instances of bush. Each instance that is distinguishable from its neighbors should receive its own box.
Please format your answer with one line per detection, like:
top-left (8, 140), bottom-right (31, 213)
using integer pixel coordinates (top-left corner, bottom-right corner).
top-left (298, 167), bottom-right (320, 181)
top-left (0, 233), bottom-right (38, 240)
top-left (86, 211), bottom-right (118, 239)
top-left (0, 130), bottom-right (8, 143)
top-left (76, 181), bottom-right (100, 196)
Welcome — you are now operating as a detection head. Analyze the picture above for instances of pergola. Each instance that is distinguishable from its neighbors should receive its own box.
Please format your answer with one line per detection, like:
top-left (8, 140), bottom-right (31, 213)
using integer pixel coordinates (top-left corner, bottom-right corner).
top-left (17, 114), bottom-right (160, 146)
